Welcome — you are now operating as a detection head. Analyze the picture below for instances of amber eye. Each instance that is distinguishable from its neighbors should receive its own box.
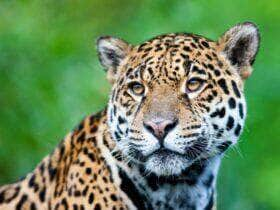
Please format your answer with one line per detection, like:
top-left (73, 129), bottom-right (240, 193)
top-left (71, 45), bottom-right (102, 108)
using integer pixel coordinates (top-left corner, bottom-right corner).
top-left (186, 78), bottom-right (204, 92)
top-left (128, 82), bottom-right (145, 96)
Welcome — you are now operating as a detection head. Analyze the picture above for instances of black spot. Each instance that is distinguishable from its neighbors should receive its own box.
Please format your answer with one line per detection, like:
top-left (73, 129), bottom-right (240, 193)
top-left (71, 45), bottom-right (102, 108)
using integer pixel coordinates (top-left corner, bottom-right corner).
top-left (30, 202), bottom-right (36, 210)
top-left (85, 168), bottom-right (92, 175)
top-left (94, 203), bottom-right (101, 210)
top-left (210, 107), bottom-right (225, 118)
top-left (82, 186), bottom-right (89, 196)
top-left (216, 129), bottom-right (224, 138)
top-left (234, 124), bottom-right (242, 136)
top-left (231, 80), bottom-right (241, 98)
top-left (201, 41), bottom-right (210, 48)
top-left (73, 204), bottom-right (78, 210)
top-left (214, 69), bottom-right (221, 76)
top-left (204, 189), bottom-right (214, 210)
top-left (16, 194), bottom-right (28, 210)
top-left (58, 144), bottom-right (65, 161)
top-left (218, 79), bottom-right (229, 94)
top-left (180, 53), bottom-right (188, 59)
top-left (155, 46), bottom-right (163, 52)
top-left (212, 124), bottom-right (219, 130)
top-left (114, 131), bottom-right (121, 140)
top-left (118, 167), bottom-right (150, 209)
top-left (88, 193), bottom-right (94, 204)
top-left (39, 187), bottom-right (46, 202)
top-left (228, 97), bottom-right (236, 109)
top-left (117, 125), bottom-right (124, 135)
top-left (110, 194), bottom-right (118, 201)
top-left (147, 67), bottom-right (153, 75)
top-left (87, 152), bottom-right (96, 162)
top-left (0, 191), bottom-right (4, 204)
top-left (239, 103), bottom-right (244, 119)
top-left (183, 46), bottom-right (191, 52)
top-left (191, 42), bottom-right (197, 48)
top-left (4, 186), bottom-right (20, 203)
top-left (217, 141), bottom-right (232, 152)
top-left (77, 132), bottom-right (86, 143)
top-left (48, 162), bottom-right (57, 182)
top-left (118, 116), bottom-right (126, 124)
top-left (144, 47), bottom-right (153, 52)
top-left (61, 198), bottom-right (69, 209)
top-left (74, 190), bottom-right (81, 197)
top-left (183, 60), bottom-right (192, 73)
top-left (182, 161), bottom-right (207, 184)
top-left (206, 54), bottom-right (213, 60)
top-left (207, 64), bottom-right (214, 70)
top-left (78, 178), bottom-right (85, 185)
top-left (206, 92), bottom-right (215, 102)
top-left (192, 65), bottom-right (206, 75)
top-left (175, 58), bottom-right (181, 63)
top-left (28, 174), bottom-right (39, 192)
top-left (212, 90), bottom-right (218, 96)
top-left (226, 116), bottom-right (235, 130)
top-left (203, 174), bottom-right (214, 187)
top-left (113, 105), bottom-right (117, 116)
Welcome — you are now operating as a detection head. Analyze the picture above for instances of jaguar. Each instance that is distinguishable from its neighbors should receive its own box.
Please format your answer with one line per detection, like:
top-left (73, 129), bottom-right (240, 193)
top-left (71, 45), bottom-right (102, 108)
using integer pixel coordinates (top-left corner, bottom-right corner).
top-left (0, 22), bottom-right (260, 210)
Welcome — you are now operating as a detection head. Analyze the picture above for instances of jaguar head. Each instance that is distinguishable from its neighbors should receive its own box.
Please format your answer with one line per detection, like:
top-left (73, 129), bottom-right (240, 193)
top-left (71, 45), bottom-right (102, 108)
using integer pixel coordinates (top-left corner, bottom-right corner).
top-left (97, 22), bottom-right (260, 176)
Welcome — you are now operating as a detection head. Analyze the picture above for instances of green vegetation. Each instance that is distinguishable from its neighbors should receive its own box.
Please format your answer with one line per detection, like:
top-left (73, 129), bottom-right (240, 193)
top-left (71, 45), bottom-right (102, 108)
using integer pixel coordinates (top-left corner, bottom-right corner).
top-left (0, 1), bottom-right (279, 209)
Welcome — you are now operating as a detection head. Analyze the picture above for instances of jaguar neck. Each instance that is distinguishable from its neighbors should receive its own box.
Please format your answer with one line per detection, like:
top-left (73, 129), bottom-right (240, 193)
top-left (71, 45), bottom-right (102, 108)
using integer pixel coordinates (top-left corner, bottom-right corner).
top-left (138, 156), bottom-right (221, 210)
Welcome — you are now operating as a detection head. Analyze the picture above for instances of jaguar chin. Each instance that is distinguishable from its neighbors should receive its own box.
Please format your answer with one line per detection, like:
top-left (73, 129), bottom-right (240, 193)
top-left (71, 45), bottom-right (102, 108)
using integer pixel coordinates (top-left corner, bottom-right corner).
top-left (144, 148), bottom-right (195, 176)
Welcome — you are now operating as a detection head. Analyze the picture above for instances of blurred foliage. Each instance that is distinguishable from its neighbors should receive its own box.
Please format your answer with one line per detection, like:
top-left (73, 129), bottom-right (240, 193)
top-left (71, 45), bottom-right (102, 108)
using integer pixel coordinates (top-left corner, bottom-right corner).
top-left (0, 0), bottom-right (279, 209)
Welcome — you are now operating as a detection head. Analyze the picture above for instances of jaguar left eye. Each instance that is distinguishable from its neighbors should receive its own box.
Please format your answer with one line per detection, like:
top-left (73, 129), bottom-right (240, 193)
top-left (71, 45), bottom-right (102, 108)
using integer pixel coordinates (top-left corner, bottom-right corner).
top-left (186, 78), bottom-right (205, 92)
top-left (128, 82), bottom-right (145, 96)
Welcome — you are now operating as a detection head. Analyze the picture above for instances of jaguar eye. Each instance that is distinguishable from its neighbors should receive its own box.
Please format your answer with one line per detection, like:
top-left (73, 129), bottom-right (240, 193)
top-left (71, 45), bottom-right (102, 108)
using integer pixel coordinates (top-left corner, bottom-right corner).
top-left (128, 82), bottom-right (145, 96)
top-left (186, 78), bottom-right (204, 92)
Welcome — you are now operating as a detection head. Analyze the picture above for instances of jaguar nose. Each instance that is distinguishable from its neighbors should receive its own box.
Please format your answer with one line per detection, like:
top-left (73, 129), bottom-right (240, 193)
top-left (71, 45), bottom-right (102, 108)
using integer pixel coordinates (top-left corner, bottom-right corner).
top-left (144, 119), bottom-right (178, 143)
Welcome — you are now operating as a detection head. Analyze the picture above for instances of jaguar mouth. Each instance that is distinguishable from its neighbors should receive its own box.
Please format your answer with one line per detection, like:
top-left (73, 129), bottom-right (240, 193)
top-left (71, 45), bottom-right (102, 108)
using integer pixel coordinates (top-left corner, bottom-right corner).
top-left (151, 148), bottom-right (185, 158)
top-left (143, 148), bottom-right (194, 176)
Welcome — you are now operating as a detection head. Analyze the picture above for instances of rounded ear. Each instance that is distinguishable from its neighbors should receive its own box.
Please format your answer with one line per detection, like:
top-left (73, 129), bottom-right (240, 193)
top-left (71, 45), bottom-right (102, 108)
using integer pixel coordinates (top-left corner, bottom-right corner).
top-left (218, 22), bottom-right (260, 79)
top-left (96, 36), bottom-right (131, 83)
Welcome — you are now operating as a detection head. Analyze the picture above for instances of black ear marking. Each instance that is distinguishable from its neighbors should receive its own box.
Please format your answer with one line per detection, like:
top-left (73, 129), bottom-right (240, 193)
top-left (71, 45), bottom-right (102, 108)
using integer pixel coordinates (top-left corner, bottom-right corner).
top-left (228, 35), bottom-right (251, 66)
top-left (219, 22), bottom-right (260, 79)
top-left (102, 47), bottom-right (123, 68)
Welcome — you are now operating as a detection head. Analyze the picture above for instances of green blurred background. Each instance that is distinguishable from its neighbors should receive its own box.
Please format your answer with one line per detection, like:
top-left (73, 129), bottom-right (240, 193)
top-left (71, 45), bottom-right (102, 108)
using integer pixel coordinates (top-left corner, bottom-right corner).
top-left (0, 0), bottom-right (279, 209)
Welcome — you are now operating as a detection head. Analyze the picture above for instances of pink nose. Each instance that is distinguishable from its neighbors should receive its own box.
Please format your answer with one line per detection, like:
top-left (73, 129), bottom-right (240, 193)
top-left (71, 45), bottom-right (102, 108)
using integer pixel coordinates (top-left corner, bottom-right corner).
top-left (144, 119), bottom-right (178, 142)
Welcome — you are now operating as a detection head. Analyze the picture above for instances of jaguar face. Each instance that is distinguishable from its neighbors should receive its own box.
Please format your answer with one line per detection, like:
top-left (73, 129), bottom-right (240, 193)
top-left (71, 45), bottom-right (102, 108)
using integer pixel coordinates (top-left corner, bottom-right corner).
top-left (97, 23), bottom-right (260, 176)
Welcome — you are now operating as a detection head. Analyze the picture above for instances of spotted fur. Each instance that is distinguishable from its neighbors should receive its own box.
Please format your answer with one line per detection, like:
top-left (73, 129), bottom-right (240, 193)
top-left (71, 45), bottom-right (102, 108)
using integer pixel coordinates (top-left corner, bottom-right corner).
top-left (0, 22), bottom-right (260, 210)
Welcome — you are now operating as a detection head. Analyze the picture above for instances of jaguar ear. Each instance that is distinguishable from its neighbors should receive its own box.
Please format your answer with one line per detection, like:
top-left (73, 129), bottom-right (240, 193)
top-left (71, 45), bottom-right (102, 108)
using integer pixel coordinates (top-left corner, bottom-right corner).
top-left (97, 36), bottom-right (131, 83)
top-left (218, 22), bottom-right (260, 79)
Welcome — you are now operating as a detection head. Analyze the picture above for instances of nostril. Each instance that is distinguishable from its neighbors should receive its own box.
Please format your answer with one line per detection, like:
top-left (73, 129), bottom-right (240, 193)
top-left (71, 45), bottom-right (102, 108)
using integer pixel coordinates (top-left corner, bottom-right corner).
top-left (164, 119), bottom-right (178, 134)
top-left (144, 122), bottom-right (155, 135)
top-left (144, 119), bottom-right (178, 141)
